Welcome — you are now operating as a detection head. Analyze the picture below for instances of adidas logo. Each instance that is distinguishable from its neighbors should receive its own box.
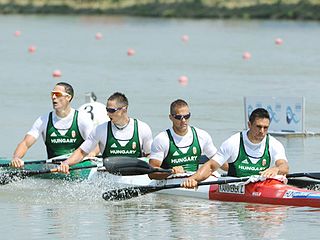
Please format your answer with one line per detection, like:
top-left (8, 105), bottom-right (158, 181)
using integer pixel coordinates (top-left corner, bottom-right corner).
top-left (173, 151), bottom-right (180, 156)
top-left (50, 132), bottom-right (57, 137)
top-left (111, 143), bottom-right (117, 148)
top-left (241, 159), bottom-right (249, 164)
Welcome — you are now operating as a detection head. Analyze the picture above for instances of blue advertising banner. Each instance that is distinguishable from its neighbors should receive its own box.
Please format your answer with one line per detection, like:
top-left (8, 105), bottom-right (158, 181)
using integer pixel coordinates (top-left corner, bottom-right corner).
top-left (244, 97), bottom-right (305, 133)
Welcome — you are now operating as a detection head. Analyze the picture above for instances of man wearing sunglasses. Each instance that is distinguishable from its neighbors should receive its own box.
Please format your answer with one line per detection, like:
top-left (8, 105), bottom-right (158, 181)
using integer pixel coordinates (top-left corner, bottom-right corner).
top-left (148, 99), bottom-right (220, 180)
top-left (57, 92), bottom-right (153, 174)
top-left (182, 108), bottom-right (289, 189)
top-left (11, 82), bottom-right (95, 168)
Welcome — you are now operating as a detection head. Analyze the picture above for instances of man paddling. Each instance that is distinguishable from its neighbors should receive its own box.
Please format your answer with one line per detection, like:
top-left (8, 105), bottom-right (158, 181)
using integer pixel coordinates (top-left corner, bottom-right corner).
top-left (182, 108), bottom-right (289, 188)
top-left (11, 82), bottom-right (95, 168)
top-left (149, 99), bottom-right (225, 180)
top-left (57, 92), bottom-right (153, 174)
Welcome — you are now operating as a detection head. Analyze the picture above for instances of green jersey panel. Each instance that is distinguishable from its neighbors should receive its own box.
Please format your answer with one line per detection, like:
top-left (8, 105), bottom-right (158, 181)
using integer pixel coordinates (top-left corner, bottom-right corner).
top-left (161, 127), bottom-right (201, 172)
top-left (102, 119), bottom-right (142, 158)
top-left (45, 111), bottom-right (84, 159)
top-left (228, 132), bottom-right (271, 177)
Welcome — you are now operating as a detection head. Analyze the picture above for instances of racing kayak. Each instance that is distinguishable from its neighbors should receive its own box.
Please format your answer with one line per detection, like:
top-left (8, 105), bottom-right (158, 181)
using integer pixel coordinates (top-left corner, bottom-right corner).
top-left (209, 178), bottom-right (320, 208)
top-left (0, 156), bottom-right (167, 184)
top-left (2, 157), bottom-right (320, 207)
top-left (0, 156), bottom-right (161, 183)
top-left (0, 156), bottom-right (169, 183)
top-left (101, 173), bottom-right (320, 208)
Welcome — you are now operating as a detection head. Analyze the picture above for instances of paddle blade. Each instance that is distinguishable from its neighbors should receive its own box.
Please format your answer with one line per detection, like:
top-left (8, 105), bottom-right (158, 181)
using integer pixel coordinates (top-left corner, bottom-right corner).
top-left (101, 176), bottom-right (253, 201)
top-left (305, 172), bottom-right (320, 180)
top-left (288, 178), bottom-right (320, 190)
top-left (0, 172), bottom-right (21, 185)
top-left (103, 157), bottom-right (154, 176)
top-left (0, 158), bottom-right (69, 168)
top-left (0, 170), bottom-right (36, 185)
top-left (287, 172), bottom-right (320, 180)
top-left (102, 185), bottom-right (161, 201)
top-left (0, 163), bottom-right (11, 168)
top-left (0, 164), bottom-right (96, 185)
top-left (0, 169), bottom-right (53, 185)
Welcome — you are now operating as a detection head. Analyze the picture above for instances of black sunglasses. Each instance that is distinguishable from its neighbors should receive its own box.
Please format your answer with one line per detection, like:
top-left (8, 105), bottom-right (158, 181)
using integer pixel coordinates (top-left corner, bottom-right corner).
top-left (172, 113), bottom-right (191, 120)
top-left (106, 107), bottom-right (125, 113)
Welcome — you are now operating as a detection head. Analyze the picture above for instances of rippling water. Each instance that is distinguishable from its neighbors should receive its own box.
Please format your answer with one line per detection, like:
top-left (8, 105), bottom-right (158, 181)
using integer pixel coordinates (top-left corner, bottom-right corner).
top-left (1, 15), bottom-right (320, 239)
top-left (2, 180), bottom-right (320, 239)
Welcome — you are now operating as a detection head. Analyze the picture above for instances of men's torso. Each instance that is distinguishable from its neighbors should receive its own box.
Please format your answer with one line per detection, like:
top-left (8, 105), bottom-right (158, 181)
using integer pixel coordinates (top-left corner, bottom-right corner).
top-left (102, 118), bottom-right (142, 158)
top-left (160, 126), bottom-right (202, 172)
top-left (45, 110), bottom-right (85, 158)
top-left (227, 131), bottom-right (271, 177)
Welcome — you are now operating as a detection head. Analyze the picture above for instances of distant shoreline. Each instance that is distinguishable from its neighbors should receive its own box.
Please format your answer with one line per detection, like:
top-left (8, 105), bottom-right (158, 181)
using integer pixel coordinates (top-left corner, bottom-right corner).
top-left (1, 1), bottom-right (320, 20)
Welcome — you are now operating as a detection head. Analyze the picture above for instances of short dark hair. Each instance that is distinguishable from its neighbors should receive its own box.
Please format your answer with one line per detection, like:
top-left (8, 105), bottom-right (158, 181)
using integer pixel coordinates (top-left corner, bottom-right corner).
top-left (170, 99), bottom-right (189, 115)
top-left (56, 82), bottom-right (74, 101)
top-left (249, 108), bottom-right (270, 124)
top-left (108, 92), bottom-right (128, 107)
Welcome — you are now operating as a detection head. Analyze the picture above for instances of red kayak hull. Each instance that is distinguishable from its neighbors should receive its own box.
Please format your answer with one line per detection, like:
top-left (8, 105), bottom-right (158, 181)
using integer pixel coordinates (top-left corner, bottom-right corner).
top-left (209, 179), bottom-right (320, 208)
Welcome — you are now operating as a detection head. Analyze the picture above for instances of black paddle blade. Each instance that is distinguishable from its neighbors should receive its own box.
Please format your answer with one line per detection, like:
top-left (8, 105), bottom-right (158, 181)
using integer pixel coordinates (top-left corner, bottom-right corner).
top-left (0, 172), bottom-right (19, 185)
top-left (0, 169), bottom-right (52, 185)
top-left (287, 172), bottom-right (320, 180)
top-left (288, 178), bottom-right (320, 190)
top-left (101, 177), bottom-right (252, 201)
top-left (0, 170), bottom-right (31, 185)
top-left (103, 157), bottom-right (153, 176)
top-left (0, 163), bottom-right (11, 168)
top-left (305, 172), bottom-right (320, 180)
top-left (102, 185), bottom-right (160, 201)
top-left (103, 157), bottom-right (172, 175)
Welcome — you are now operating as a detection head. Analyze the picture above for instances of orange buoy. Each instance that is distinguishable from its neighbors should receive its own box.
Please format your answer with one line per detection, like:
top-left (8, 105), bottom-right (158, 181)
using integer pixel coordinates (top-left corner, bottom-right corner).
top-left (181, 35), bottom-right (189, 42)
top-left (14, 30), bottom-right (21, 37)
top-left (178, 75), bottom-right (188, 86)
top-left (95, 32), bottom-right (103, 40)
top-left (275, 38), bottom-right (283, 45)
top-left (28, 45), bottom-right (36, 53)
top-left (242, 52), bottom-right (251, 60)
top-left (52, 70), bottom-right (62, 78)
top-left (127, 48), bottom-right (135, 56)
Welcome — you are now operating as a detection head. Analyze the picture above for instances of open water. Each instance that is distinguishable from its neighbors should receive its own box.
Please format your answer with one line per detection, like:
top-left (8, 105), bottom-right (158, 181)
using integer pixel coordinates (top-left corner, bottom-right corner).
top-left (0, 15), bottom-right (320, 239)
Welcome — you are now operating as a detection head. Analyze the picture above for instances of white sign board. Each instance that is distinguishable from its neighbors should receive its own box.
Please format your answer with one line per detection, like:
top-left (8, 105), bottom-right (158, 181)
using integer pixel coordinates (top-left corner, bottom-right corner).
top-left (244, 96), bottom-right (305, 133)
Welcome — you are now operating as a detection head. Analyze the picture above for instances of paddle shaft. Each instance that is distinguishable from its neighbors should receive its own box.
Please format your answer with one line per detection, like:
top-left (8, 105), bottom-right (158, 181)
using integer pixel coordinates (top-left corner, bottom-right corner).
top-left (102, 177), bottom-right (250, 201)
top-left (149, 172), bottom-right (320, 180)
top-left (102, 170), bottom-right (320, 201)
top-left (0, 156), bottom-right (102, 168)
top-left (20, 164), bottom-right (98, 176)
top-left (0, 164), bottom-right (98, 185)
top-left (0, 158), bottom-right (67, 168)
top-left (286, 172), bottom-right (320, 180)
top-left (134, 173), bottom-right (320, 189)
top-left (103, 157), bottom-right (320, 180)
top-left (158, 177), bottom-right (250, 190)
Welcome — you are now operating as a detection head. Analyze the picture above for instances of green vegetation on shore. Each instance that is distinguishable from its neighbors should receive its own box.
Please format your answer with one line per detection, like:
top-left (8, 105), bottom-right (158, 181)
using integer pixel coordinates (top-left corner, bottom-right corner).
top-left (1, 0), bottom-right (320, 20)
